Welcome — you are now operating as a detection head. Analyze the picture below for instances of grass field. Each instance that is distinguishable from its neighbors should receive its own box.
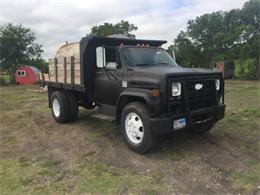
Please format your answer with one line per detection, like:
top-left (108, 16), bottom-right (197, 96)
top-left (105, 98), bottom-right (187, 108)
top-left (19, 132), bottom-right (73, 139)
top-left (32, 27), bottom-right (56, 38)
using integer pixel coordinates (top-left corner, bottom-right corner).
top-left (0, 80), bottom-right (259, 194)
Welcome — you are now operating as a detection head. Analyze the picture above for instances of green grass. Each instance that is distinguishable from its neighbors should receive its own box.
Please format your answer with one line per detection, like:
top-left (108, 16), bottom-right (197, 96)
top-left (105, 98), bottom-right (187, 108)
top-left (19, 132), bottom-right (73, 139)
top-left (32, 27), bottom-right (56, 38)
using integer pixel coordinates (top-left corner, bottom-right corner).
top-left (0, 80), bottom-right (260, 194)
top-left (242, 107), bottom-right (260, 118)
top-left (231, 163), bottom-right (260, 193)
top-left (0, 159), bottom-right (49, 195)
top-left (0, 158), bottom-right (172, 194)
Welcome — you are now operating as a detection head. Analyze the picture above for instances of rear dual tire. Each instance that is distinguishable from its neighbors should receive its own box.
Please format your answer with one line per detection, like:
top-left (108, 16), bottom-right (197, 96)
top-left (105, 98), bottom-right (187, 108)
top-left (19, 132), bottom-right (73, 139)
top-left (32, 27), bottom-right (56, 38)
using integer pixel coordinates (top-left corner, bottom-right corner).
top-left (51, 91), bottom-right (78, 123)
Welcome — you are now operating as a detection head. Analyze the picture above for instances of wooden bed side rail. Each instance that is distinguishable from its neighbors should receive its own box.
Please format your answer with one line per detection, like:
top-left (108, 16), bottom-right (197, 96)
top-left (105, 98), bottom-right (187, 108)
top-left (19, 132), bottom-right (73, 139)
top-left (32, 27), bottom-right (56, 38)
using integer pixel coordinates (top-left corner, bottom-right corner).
top-left (49, 56), bottom-right (81, 84)
top-left (38, 72), bottom-right (50, 82)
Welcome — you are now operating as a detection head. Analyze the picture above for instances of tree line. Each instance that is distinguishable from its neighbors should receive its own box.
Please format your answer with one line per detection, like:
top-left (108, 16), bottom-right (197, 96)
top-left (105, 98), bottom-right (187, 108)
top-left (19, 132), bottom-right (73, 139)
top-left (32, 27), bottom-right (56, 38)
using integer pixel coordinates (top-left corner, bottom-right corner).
top-left (169, 0), bottom-right (259, 79)
top-left (0, 0), bottom-right (259, 84)
top-left (0, 23), bottom-right (47, 83)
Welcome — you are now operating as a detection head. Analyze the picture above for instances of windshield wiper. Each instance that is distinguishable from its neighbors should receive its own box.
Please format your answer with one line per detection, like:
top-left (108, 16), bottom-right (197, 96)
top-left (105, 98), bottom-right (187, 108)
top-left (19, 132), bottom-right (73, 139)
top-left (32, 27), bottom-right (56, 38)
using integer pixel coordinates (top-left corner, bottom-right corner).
top-left (134, 63), bottom-right (152, 66)
top-left (157, 62), bottom-right (169, 65)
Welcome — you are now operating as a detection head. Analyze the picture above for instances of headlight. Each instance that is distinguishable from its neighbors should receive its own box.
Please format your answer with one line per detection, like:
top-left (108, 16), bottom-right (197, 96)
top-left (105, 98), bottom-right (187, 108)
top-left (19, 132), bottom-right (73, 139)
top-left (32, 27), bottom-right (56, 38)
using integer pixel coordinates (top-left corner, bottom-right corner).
top-left (215, 79), bottom-right (220, 91)
top-left (172, 82), bottom-right (181, 96)
top-left (219, 96), bottom-right (223, 104)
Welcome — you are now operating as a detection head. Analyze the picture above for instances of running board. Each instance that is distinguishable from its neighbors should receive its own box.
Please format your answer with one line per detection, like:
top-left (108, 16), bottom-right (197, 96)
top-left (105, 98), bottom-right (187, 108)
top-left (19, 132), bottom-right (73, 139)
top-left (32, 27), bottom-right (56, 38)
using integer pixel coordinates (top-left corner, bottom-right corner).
top-left (91, 113), bottom-right (115, 122)
top-left (98, 104), bottom-right (116, 117)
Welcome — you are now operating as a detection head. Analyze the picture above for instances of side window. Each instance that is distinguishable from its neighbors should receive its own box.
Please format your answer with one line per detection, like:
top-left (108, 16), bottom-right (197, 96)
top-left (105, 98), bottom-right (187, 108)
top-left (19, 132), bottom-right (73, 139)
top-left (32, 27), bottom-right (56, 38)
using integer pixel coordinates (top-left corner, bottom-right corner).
top-left (18, 70), bottom-right (26, 77)
top-left (96, 46), bottom-right (121, 70)
top-left (105, 47), bottom-right (120, 69)
top-left (105, 48), bottom-right (116, 63)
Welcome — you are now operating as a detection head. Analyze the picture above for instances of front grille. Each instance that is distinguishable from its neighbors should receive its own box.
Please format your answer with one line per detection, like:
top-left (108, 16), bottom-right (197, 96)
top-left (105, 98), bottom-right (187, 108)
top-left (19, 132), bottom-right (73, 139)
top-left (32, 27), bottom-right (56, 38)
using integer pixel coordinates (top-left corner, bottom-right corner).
top-left (185, 80), bottom-right (216, 111)
top-left (168, 77), bottom-right (218, 113)
top-left (168, 102), bottom-right (184, 115)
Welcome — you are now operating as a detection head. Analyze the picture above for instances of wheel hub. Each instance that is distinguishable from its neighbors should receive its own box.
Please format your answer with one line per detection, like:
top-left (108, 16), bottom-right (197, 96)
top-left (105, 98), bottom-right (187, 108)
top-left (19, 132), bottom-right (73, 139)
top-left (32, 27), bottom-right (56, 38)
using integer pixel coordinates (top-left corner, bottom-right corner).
top-left (125, 112), bottom-right (144, 144)
top-left (52, 98), bottom-right (60, 117)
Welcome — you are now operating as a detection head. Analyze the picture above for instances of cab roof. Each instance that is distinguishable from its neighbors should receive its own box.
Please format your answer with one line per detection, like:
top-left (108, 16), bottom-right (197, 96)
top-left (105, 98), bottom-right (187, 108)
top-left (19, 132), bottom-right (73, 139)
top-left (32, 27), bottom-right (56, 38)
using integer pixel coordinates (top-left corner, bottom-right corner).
top-left (80, 35), bottom-right (167, 49)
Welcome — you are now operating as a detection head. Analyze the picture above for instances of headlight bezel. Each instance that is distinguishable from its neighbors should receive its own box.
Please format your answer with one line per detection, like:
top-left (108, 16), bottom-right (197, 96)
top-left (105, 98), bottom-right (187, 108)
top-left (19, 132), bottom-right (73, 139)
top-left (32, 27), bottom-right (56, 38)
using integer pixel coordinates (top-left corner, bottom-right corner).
top-left (215, 79), bottom-right (220, 91)
top-left (172, 82), bottom-right (181, 96)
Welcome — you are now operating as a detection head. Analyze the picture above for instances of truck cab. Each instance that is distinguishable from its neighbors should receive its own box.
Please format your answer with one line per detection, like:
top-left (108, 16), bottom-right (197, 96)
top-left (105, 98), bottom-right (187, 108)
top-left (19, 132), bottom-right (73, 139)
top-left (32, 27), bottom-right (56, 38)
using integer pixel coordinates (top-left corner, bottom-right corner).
top-left (42, 36), bottom-right (225, 154)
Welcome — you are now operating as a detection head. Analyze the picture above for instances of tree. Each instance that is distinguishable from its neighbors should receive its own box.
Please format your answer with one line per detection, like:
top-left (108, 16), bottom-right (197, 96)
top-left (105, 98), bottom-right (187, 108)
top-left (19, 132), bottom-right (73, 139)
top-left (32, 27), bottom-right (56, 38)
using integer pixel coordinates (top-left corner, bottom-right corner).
top-left (0, 23), bottom-right (43, 83)
top-left (90, 20), bottom-right (138, 39)
top-left (187, 11), bottom-right (226, 67)
top-left (170, 0), bottom-right (260, 79)
top-left (28, 58), bottom-right (48, 73)
top-left (240, 0), bottom-right (260, 79)
top-left (169, 31), bottom-right (202, 67)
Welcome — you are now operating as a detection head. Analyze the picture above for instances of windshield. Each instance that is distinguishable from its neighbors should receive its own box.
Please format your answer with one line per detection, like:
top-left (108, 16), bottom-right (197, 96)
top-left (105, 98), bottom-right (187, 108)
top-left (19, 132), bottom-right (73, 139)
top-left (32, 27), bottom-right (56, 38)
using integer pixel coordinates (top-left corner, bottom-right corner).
top-left (123, 47), bottom-right (179, 67)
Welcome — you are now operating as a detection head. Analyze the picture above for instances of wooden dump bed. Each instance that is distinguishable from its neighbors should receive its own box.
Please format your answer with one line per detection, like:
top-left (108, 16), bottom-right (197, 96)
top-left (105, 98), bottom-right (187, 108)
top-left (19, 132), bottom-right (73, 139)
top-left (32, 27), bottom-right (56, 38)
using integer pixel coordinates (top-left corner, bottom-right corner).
top-left (39, 42), bottom-right (81, 85)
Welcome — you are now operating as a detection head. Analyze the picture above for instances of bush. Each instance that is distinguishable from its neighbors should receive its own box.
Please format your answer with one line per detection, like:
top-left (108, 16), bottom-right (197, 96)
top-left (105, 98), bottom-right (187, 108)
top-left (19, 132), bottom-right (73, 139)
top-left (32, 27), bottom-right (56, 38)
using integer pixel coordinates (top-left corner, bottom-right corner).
top-left (235, 59), bottom-right (256, 79)
top-left (0, 74), bottom-right (10, 86)
top-left (0, 77), bottom-right (7, 86)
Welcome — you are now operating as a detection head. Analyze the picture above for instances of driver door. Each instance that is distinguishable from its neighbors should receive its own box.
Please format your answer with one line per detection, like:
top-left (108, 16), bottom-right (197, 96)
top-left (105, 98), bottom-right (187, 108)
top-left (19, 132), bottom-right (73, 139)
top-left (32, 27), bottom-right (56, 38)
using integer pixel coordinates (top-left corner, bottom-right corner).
top-left (94, 47), bottom-right (123, 105)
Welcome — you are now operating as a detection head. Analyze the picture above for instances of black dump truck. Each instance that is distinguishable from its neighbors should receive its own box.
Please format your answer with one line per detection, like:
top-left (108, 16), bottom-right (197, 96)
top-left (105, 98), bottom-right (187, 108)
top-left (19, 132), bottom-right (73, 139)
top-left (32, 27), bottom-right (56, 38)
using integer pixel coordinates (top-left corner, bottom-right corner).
top-left (40, 36), bottom-right (225, 153)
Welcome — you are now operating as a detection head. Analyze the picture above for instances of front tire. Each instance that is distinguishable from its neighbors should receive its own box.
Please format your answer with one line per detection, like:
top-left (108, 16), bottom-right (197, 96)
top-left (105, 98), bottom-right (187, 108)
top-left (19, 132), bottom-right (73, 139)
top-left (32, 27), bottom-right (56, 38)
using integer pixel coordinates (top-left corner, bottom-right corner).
top-left (120, 102), bottom-right (157, 154)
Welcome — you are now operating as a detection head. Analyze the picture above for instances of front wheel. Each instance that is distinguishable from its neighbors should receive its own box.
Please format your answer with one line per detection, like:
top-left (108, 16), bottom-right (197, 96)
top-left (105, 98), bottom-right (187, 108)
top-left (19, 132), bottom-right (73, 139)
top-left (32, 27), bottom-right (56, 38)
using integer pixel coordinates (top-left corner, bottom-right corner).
top-left (120, 102), bottom-right (158, 154)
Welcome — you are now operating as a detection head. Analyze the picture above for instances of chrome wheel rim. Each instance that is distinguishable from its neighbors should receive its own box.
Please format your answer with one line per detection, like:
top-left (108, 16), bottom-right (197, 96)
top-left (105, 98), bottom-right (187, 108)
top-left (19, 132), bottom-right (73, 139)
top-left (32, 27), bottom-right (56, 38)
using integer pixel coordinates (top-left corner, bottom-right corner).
top-left (52, 98), bottom-right (60, 117)
top-left (125, 112), bottom-right (144, 144)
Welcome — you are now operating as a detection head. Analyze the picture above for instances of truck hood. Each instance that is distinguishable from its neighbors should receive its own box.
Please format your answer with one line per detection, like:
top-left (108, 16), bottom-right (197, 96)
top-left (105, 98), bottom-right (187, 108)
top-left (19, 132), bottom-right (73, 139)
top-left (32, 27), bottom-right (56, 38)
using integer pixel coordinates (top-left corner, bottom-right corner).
top-left (127, 66), bottom-right (222, 88)
top-left (132, 66), bottom-right (221, 76)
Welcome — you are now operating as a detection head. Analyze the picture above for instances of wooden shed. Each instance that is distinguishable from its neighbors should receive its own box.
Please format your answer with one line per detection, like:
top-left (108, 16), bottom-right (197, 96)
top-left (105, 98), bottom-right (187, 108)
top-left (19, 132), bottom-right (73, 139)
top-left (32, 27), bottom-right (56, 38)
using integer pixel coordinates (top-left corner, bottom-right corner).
top-left (215, 61), bottom-right (235, 79)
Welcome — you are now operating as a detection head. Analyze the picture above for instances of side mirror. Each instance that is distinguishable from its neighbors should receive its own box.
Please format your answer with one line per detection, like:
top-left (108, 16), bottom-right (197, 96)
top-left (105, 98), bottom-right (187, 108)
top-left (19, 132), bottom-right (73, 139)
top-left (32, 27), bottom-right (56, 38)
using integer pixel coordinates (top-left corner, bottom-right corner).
top-left (96, 47), bottom-right (106, 68)
top-left (106, 62), bottom-right (117, 70)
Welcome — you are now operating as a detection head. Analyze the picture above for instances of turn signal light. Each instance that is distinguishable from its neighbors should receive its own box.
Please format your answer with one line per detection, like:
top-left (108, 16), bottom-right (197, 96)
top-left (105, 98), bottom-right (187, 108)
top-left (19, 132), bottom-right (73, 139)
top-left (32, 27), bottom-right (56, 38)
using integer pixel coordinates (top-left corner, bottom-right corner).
top-left (151, 89), bottom-right (160, 97)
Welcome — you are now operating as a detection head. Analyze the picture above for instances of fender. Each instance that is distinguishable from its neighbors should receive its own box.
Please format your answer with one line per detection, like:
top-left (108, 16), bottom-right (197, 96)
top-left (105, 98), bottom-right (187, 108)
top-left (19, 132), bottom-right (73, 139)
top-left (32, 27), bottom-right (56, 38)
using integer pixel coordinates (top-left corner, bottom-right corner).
top-left (116, 88), bottom-right (161, 118)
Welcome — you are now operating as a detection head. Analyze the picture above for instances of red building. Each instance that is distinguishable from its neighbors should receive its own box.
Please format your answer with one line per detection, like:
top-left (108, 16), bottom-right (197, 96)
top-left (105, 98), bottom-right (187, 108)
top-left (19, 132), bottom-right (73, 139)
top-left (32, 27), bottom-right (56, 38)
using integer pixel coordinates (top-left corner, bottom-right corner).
top-left (16, 66), bottom-right (41, 85)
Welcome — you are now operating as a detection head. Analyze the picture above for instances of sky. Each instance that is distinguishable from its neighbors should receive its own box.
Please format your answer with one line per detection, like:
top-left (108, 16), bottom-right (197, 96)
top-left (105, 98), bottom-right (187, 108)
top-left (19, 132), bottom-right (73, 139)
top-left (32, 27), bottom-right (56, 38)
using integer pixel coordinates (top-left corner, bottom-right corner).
top-left (0, 0), bottom-right (248, 59)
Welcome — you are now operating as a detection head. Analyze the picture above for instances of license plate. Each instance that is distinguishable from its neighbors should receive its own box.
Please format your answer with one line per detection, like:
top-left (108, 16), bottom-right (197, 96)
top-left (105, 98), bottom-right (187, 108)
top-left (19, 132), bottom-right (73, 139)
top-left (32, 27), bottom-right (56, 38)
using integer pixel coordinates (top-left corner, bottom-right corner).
top-left (173, 118), bottom-right (186, 130)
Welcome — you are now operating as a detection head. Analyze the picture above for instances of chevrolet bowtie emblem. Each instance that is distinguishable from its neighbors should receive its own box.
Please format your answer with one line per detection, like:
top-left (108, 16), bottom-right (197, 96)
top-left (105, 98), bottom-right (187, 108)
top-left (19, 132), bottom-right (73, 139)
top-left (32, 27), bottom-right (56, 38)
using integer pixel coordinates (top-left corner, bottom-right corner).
top-left (195, 83), bottom-right (203, 90)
